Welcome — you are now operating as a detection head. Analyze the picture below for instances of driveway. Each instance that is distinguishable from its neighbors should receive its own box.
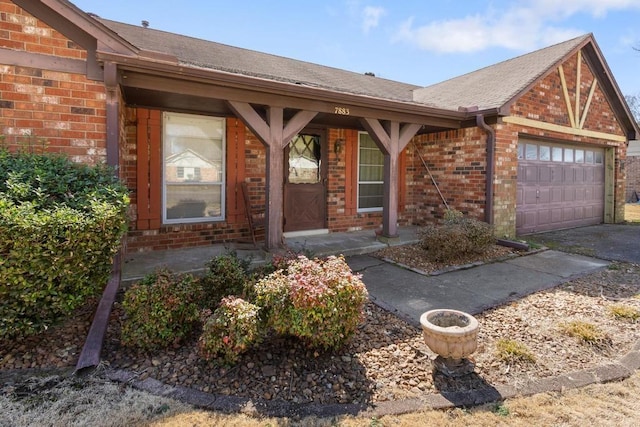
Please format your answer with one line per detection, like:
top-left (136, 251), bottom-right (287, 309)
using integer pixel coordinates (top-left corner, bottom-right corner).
top-left (523, 224), bottom-right (640, 263)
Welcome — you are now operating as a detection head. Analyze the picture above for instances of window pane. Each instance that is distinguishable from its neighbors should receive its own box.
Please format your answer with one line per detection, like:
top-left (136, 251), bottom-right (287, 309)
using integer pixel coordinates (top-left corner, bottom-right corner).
top-left (358, 183), bottom-right (384, 209)
top-left (164, 112), bottom-right (225, 222)
top-left (517, 144), bottom-right (525, 159)
top-left (575, 149), bottom-right (584, 163)
top-left (539, 146), bottom-right (550, 161)
top-left (165, 184), bottom-right (222, 219)
top-left (525, 144), bottom-right (537, 160)
top-left (552, 147), bottom-right (563, 162)
top-left (358, 133), bottom-right (384, 210)
top-left (595, 151), bottom-right (603, 164)
top-left (564, 148), bottom-right (574, 162)
top-left (288, 134), bottom-right (320, 184)
top-left (585, 150), bottom-right (594, 163)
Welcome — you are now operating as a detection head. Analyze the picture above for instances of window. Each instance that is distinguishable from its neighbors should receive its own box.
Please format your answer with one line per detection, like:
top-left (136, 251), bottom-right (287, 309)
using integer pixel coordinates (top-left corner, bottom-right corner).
top-left (552, 147), bottom-right (563, 162)
top-left (358, 132), bottom-right (384, 211)
top-left (525, 144), bottom-right (537, 160)
top-left (564, 148), bottom-right (574, 163)
top-left (163, 112), bottom-right (225, 223)
top-left (539, 146), bottom-right (550, 161)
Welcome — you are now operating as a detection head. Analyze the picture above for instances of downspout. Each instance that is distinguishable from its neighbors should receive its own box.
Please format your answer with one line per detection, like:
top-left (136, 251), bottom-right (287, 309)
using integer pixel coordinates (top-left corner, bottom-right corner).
top-left (476, 114), bottom-right (495, 225)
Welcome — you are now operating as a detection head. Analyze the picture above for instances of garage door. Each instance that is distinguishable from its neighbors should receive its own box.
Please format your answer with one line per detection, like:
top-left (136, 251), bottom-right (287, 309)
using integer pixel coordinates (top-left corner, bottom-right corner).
top-left (516, 140), bottom-right (604, 234)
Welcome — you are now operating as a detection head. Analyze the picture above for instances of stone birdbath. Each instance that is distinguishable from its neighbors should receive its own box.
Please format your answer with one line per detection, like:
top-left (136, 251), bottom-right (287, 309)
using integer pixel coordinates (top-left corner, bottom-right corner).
top-left (420, 309), bottom-right (479, 377)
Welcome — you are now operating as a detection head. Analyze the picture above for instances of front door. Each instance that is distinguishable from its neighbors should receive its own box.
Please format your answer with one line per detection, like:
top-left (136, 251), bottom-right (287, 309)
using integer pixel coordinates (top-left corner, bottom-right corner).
top-left (284, 132), bottom-right (327, 232)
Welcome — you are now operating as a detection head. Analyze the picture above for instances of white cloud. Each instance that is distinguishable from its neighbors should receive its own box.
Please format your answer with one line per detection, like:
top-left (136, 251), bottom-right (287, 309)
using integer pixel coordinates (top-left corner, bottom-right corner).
top-left (362, 6), bottom-right (386, 33)
top-left (394, 0), bottom-right (640, 53)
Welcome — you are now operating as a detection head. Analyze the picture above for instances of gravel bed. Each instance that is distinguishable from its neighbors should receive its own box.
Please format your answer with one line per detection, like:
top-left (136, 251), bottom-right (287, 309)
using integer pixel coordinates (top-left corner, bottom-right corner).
top-left (2, 247), bottom-right (639, 406)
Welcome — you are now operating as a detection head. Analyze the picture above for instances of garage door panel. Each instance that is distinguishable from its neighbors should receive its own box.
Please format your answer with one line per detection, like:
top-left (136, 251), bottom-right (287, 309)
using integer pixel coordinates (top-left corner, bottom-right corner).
top-left (524, 188), bottom-right (538, 204)
top-left (538, 209), bottom-right (551, 225)
top-left (538, 188), bottom-right (550, 203)
top-left (517, 141), bottom-right (604, 234)
top-left (563, 187), bottom-right (575, 201)
top-left (551, 208), bottom-right (563, 223)
top-left (550, 188), bottom-right (563, 203)
top-left (538, 166), bottom-right (551, 182)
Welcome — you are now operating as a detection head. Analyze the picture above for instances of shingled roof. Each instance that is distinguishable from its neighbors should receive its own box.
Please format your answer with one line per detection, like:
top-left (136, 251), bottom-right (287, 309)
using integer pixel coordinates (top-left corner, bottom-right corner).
top-left (412, 35), bottom-right (590, 111)
top-left (97, 18), bottom-right (421, 103)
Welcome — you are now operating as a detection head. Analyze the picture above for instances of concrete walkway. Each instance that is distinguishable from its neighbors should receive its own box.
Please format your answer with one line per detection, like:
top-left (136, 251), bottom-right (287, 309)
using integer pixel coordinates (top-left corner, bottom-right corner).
top-left (348, 250), bottom-right (610, 327)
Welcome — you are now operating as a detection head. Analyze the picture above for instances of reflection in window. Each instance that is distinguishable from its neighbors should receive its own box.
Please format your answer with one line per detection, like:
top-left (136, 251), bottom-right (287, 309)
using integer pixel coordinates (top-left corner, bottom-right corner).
top-left (288, 134), bottom-right (320, 184)
top-left (539, 146), bottom-right (551, 161)
top-left (525, 144), bottom-right (537, 160)
top-left (575, 149), bottom-right (584, 163)
top-left (552, 147), bottom-right (563, 162)
top-left (585, 150), bottom-right (594, 163)
top-left (595, 152), bottom-right (603, 164)
top-left (163, 112), bottom-right (225, 223)
top-left (358, 132), bottom-right (384, 211)
top-left (564, 148), bottom-right (574, 163)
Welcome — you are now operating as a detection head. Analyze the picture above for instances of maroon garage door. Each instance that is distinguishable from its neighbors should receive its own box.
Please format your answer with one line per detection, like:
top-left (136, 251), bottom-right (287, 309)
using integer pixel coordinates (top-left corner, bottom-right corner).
top-left (516, 140), bottom-right (604, 235)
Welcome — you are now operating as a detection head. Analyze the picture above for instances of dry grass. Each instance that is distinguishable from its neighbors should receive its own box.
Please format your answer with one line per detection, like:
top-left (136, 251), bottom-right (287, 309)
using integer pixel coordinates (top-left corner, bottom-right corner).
top-left (145, 372), bottom-right (640, 426)
top-left (626, 203), bottom-right (640, 222)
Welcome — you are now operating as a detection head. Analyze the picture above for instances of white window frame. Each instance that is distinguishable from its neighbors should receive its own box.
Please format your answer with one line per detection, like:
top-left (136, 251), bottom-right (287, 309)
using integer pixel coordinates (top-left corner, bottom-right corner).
top-left (162, 112), bottom-right (226, 224)
top-left (357, 132), bottom-right (384, 213)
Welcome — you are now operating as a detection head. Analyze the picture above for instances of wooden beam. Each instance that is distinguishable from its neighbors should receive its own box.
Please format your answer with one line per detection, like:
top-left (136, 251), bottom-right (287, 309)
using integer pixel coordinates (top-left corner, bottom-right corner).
top-left (226, 101), bottom-right (270, 144)
top-left (579, 79), bottom-right (598, 129)
top-left (558, 65), bottom-right (577, 129)
top-left (227, 102), bottom-right (316, 249)
top-left (121, 72), bottom-right (462, 129)
top-left (265, 107), bottom-right (285, 250)
top-left (502, 116), bottom-right (627, 142)
top-left (575, 50), bottom-right (582, 128)
top-left (359, 118), bottom-right (420, 238)
top-left (104, 62), bottom-right (119, 170)
top-left (282, 110), bottom-right (318, 146)
top-left (360, 117), bottom-right (391, 154)
top-left (0, 47), bottom-right (92, 76)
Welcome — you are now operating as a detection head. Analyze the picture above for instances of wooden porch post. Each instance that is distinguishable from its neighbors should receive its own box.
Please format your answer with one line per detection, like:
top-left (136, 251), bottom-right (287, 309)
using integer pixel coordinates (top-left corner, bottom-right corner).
top-left (361, 118), bottom-right (421, 238)
top-left (227, 101), bottom-right (317, 249)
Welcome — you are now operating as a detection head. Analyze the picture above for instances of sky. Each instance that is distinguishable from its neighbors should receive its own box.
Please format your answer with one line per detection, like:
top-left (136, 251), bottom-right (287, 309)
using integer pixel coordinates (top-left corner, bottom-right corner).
top-left (70, 0), bottom-right (640, 97)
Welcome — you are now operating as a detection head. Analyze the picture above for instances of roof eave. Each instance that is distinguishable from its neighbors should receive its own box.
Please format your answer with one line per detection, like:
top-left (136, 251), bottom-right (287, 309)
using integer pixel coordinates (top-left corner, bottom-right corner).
top-left (97, 51), bottom-right (468, 124)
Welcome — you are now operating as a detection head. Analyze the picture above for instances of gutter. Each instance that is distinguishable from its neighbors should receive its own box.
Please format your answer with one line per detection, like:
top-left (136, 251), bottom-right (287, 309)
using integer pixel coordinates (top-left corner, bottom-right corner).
top-left (476, 114), bottom-right (495, 225)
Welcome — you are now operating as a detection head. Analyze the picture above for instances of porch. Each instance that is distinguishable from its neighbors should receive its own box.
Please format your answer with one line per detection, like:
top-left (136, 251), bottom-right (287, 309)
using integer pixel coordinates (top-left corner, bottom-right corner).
top-left (121, 226), bottom-right (421, 285)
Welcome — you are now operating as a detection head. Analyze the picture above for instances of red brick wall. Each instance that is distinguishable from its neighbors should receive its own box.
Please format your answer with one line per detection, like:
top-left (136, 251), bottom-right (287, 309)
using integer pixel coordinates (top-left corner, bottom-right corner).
top-left (627, 155), bottom-right (640, 201)
top-left (406, 128), bottom-right (488, 224)
top-left (0, 0), bottom-right (106, 163)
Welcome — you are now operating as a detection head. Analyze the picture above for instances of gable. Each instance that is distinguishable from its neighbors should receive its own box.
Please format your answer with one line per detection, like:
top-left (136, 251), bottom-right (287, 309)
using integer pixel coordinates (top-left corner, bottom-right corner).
top-left (510, 49), bottom-right (625, 139)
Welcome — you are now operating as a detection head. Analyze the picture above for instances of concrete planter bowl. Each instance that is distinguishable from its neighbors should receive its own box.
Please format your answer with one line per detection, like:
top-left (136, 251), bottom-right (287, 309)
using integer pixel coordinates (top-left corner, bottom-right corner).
top-left (420, 309), bottom-right (479, 377)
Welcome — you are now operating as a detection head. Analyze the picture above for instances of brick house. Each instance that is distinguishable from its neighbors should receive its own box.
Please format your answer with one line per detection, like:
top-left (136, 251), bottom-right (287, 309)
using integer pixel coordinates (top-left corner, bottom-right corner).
top-left (1, 0), bottom-right (638, 254)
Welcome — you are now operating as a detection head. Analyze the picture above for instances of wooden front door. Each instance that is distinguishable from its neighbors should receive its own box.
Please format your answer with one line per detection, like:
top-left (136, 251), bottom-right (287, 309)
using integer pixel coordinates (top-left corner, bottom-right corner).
top-left (284, 132), bottom-right (327, 232)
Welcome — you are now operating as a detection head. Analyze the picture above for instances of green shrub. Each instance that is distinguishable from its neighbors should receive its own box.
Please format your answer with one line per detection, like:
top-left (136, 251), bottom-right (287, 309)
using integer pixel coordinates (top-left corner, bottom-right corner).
top-left (419, 210), bottom-right (495, 262)
top-left (120, 270), bottom-right (201, 351)
top-left (197, 296), bottom-right (262, 365)
top-left (254, 255), bottom-right (368, 350)
top-left (0, 150), bottom-right (129, 339)
top-left (199, 252), bottom-right (251, 309)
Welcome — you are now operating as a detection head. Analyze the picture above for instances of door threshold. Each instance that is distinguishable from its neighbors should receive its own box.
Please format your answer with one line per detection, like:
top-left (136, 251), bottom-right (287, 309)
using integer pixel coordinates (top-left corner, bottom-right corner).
top-left (283, 229), bottom-right (329, 238)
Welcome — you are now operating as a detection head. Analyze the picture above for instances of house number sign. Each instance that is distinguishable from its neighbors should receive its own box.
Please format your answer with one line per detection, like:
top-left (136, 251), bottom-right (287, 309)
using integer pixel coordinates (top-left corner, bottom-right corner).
top-left (334, 106), bottom-right (350, 115)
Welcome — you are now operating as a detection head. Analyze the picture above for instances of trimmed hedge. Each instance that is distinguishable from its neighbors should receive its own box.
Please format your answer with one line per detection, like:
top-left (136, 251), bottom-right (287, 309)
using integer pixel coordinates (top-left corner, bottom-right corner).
top-left (120, 270), bottom-right (201, 350)
top-left (0, 149), bottom-right (129, 338)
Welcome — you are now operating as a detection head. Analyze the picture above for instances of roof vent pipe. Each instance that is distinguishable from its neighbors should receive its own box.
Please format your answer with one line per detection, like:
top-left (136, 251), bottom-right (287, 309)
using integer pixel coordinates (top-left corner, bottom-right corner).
top-left (476, 114), bottom-right (495, 225)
